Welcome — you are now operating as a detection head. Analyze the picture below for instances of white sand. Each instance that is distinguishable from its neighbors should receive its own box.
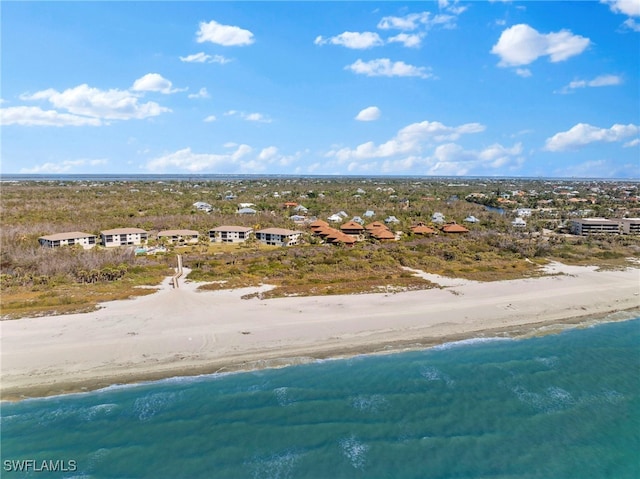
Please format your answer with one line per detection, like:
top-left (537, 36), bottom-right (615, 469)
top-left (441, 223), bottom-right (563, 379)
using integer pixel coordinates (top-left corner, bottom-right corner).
top-left (2, 263), bottom-right (639, 400)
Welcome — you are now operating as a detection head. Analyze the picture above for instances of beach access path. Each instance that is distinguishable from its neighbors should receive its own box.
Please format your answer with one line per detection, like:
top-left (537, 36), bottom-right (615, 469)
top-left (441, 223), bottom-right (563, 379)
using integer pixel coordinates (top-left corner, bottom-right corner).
top-left (2, 262), bottom-right (639, 400)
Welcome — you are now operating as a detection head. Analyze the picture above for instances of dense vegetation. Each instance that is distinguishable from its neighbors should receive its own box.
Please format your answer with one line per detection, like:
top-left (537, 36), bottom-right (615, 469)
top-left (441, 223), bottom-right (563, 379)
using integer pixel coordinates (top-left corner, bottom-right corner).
top-left (1, 177), bottom-right (639, 318)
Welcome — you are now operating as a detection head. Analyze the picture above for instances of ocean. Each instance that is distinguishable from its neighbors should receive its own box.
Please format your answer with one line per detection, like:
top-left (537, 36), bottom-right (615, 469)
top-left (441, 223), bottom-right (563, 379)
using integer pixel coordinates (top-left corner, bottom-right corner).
top-left (2, 318), bottom-right (639, 479)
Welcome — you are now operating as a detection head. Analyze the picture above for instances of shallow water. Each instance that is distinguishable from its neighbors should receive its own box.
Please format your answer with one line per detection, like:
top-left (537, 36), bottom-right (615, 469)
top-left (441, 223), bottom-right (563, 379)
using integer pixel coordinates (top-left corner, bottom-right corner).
top-left (2, 318), bottom-right (639, 478)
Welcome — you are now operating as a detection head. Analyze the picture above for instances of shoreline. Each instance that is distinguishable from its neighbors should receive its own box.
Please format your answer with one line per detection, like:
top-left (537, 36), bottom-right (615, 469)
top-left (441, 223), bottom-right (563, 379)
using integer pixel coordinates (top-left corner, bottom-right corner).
top-left (2, 263), bottom-right (639, 401)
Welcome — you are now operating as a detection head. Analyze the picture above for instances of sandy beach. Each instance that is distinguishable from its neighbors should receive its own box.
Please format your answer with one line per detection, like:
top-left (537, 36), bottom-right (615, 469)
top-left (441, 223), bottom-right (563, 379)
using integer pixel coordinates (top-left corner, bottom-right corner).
top-left (2, 262), bottom-right (639, 401)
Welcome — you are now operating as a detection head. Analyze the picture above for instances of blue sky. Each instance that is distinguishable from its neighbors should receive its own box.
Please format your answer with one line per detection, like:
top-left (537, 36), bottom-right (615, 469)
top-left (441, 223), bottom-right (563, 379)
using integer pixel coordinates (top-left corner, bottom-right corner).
top-left (1, 1), bottom-right (639, 177)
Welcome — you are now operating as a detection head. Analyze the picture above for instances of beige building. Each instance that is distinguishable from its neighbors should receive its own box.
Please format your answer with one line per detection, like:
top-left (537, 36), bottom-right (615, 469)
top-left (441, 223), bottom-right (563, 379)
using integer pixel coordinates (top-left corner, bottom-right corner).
top-left (255, 228), bottom-right (302, 246)
top-left (157, 229), bottom-right (199, 244)
top-left (570, 218), bottom-right (620, 235)
top-left (620, 218), bottom-right (640, 235)
top-left (38, 231), bottom-right (97, 249)
top-left (101, 228), bottom-right (148, 247)
top-left (209, 226), bottom-right (253, 243)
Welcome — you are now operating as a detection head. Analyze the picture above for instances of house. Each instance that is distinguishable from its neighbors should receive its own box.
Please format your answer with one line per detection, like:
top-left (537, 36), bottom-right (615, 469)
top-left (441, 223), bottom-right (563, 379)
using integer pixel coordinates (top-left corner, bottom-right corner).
top-left (209, 226), bottom-right (253, 243)
top-left (323, 229), bottom-right (357, 246)
top-left (327, 214), bottom-right (344, 222)
top-left (385, 216), bottom-right (400, 224)
top-left (293, 205), bottom-right (309, 214)
top-left (620, 218), bottom-right (640, 234)
top-left (464, 215), bottom-right (480, 224)
top-left (239, 203), bottom-right (255, 209)
top-left (370, 227), bottom-right (396, 241)
top-left (237, 207), bottom-right (257, 215)
top-left (309, 219), bottom-right (330, 231)
top-left (432, 212), bottom-right (445, 223)
top-left (570, 218), bottom-right (620, 235)
top-left (101, 228), bottom-right (148, 247)
top-left (157, 229), bottom-right (199, 244)
top-left (411, 223), bottom-right (436, 235)
top-left (441, 223), bottom-right (469, 234)
top-left (516, 208), bottom-right (533, 217)
top-left (39, 231), bottom-right (97, 249)
top-left (193, 201), bottom-right (212, 212)
top-left (289, 214), bottom-right (307, 222)
top-left (340, 220), bottom-right (365, 239)
top-left (283, 201), bottom-right (298, 208)
top-left (363, 210), bottom-right (375, 218)
top-left (511, 217), bottom-right (527, 228)
top-left (255, 228), bottom-right (302, 247)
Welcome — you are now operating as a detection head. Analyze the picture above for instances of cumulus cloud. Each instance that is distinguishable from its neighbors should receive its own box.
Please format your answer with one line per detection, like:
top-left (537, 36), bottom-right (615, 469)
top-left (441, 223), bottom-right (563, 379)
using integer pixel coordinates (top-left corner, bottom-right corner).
top-left (355, 106), bottom-right (381, 121)
top-left (624, 138), bottom-right (639, 147)
top-left (224, 110), bottom-right (272, 123)
top-left (557, 74), bottom-right (623, 93)
top-left (387, 33), bottom-right (424, 48)
top-left (188, 88), bottom-right (210, 99)
top-left (0, 106), bottom-right (102, 127)
top-left (314, 31), bottom-right (384, 49)
top-left (545, 123), bottom-right (639, 151)
top-left (377, 11), bottom-right (457, 31)
top-left (329, 119), bottom-right (485, 161)
top-left (346, 58), bottom-right (433, 79)
top-left (20, 158), bottom-right (108, 173)
top-left (602, 0), bottom-right (640, 17)
top-left (145, 145), bottom-right (301, 173)
top-left (20, 84), bottom-right (170, 120)
top-left (146, 145), bottom-right (253, 172)
top-left (491, 24), bottom-right (590, 67)
top-left (426, 142), bottom-right (523, 175)
top-left (196, 20), bottom-right (254, 46)
top-left (131, 73), bottom-right (182, 94)
top-left (258, 146), bottom-right (278, 160)
top-left (622, 18), bottom-right (640, 31)
top-left (179, 52), bottom-right (231, 64)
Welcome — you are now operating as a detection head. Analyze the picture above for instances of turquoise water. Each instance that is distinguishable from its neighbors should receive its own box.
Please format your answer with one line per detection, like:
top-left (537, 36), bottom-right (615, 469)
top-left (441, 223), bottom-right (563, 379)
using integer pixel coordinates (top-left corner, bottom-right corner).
top-left (2, 319), bottom-right (639, 479)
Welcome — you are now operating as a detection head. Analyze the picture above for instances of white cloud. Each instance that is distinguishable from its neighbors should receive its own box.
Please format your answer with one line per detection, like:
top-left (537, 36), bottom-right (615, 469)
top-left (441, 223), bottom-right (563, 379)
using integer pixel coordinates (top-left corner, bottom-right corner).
top-left (624, 138), bottom-right (640, 147)
top-left (203, 115), bottom-right (217, 122)
top-left (515, 68), bottom-right (532, 77)
top-left (147, 145), bottom-right (253, 172)
top-left (20, 84), bottom-right (170, 120)
top-left (387, 33), bottom-right (424, 48)
top-left (377, 12), bottom-right (431, 30)
top-left (314, 31), bottom-right (384, 49)
top-left (377, 11), bottom-right (457, 31)
top-left (330, 119), bottom-right (485, 161)
top-left (188, 88), bottom-right (210, 99)
top-left (622, 18), bottom-right (640, 31)
top-left (558, 74), bottom-right (623, 93)
top-left (545, 123), bottom-right (640, 151)
top-left (602, 0), bottom-right (640, 17)
top-left (346, 58), bottom-right (433, 79)
top-left (0, 106), bottom-right (102, 127)
top-left (196, 20), bottom-right (254, 46)
top-left (131, 73), bottom-right (182, 94)
top-left (179, 52), bottom-right (231, 64)
top-left (491, 24), bottom-right (590, 67)
top-left (224, 110), bottom-right (272, 123)
top-left (355, 106), bottom-right (381, 121)
top-left (426, 142), bottom-right (523, 175)
top-left (258, 146), bottom-right (278, 160)
top-left (20, 158), bottom-right (108, 173)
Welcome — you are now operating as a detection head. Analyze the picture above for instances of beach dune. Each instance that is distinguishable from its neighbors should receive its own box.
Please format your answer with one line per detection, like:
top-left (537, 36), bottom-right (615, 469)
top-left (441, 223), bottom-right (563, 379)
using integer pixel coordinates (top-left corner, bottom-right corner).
top-left (1, 263), bottom-right (639, 400)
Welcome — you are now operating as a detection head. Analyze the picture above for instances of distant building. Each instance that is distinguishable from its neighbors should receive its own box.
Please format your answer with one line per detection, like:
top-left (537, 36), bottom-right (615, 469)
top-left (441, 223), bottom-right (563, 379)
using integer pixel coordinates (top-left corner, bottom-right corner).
top-left (512, 217), bottom-right (527, 228)
top-left (620, 218), bottom-right (640, 235)
top-left (39, 231), bottom-right (97, 249)
top-left (255, 228), bottom-right (302, 247)
top-left (209, 226), bottom-right (253, 243)
top-left (101, 228), bottom-right (148, 247)
top-left (432, 212), bottom-right (445, 224)
top-left (193, 201), bottom-right (212, 212)
top-left (442, 223), bottom-right (469, 234)
top-left (570, 218), bottom-right (620, 235)
top-left (157, 229), bottom-right (199, 244)
top-left (385, 216), bottom-right (400, 224)
top-left (237, 207), bottom-right (257, 215)
top-left (464, 215), bottom-right (480, 224)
